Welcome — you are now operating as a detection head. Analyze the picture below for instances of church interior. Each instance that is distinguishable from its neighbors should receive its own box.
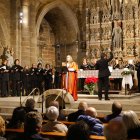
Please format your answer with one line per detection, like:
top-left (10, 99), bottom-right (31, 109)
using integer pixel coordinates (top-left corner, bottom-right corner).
top-left (0, 0), bottom-right (140, 140)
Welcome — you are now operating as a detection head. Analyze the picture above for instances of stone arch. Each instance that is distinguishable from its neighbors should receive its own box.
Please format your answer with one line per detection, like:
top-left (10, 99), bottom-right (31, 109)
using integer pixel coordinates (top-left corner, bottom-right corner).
top-left (36, 0), bottom-right (79, 38)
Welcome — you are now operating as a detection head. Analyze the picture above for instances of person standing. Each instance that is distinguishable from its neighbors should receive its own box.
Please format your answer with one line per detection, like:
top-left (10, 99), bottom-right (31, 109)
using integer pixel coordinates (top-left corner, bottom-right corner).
top-left (43, 64), bottom-right (52, 90)
top-left (62, 55), bottom-right (78, 101)
top-left (113, 59), bottom-right (122, 90)
top-left (22, 65), bottom-right (30, 96)
top-left (89, 58), bottom-right (97, 70)
top-left (135, 58), bottom-right (140, 92)
top-left (0, 59), bottom-right (10, 97)
top-left (11, 59), bottom-right (23, 96)
top-left (96, 50), bottom-right (113, 100)
top-left (80, 58), bottom-right (90, 91)
top-left (36, 63), bottom-right (44, 94)
top-left (30, 64), bottom-right (37, 92)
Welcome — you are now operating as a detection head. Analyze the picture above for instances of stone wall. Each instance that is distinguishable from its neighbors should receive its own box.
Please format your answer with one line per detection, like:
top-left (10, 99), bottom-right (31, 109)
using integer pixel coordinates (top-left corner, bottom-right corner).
top-left (0, 0), bottom-right (85, 67)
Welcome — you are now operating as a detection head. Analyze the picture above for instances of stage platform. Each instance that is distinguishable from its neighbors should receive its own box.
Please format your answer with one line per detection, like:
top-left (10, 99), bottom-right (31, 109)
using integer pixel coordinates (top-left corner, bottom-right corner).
top-left (0, 92), bottom-right (140, 119)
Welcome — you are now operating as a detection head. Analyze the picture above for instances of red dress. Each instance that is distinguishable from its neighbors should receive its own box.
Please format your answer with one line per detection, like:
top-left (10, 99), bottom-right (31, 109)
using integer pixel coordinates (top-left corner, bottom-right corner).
top-left (62, 62), bottom-right (78, 101)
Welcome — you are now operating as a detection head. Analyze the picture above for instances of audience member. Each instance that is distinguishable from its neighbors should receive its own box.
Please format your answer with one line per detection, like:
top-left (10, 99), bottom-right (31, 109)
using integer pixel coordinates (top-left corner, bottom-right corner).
top-left (7, 98), bottom-right (37, 129)
top-left (14, 112), bottom-right (49, 140)
top-left (48, 100), bottom-right (66, 121)
top-left (42, 106), bottom-right (68, 133)
top-left (24, 98), bottom-right (37, 113)
top-left (77, 107), bottom-right (103, 136)
top-left (68, 101), bottom-right (88, 122)
top-left (122, 110), bottom-right (140, 139)
top-left (103, 101), bottom-right (122, 123)
top-left (66, 121), bottom-right (90, 140)
top-left (7, 107), bottom-right (25, 128)
top-left (0, 116), bottom-right (6, 140)
top-left (104, 118), bottom-right (127, 140)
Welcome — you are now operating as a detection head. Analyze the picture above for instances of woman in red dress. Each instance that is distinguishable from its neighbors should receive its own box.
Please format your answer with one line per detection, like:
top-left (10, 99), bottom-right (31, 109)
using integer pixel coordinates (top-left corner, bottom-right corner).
top-left (62, 55), bottom-right (78, 101)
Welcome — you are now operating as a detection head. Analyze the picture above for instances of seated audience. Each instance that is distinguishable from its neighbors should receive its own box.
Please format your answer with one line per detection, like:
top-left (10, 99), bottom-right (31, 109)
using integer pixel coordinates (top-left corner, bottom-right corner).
top-left (7, 107), bottom-right (25, 128)
top-left (42, 106), bottom-right (68, 133)
top-left (122, 110), bottom-right (140, 139)
top-left (77, 107), bottom-right (103, 136)
top-left (14, 112), bottom-right (49, 140)
top-left (104, 118), bottom-right (127, 140)
top-left (0, 116), bottom-right (6, 140)
top-left (103, 101), bottom-right (122, 123)
top-left (7, 98), bottom-right (37, 128)
top-left (24, 98), bottom-right (37, 113)
top-left (66, 121), bottom-right (90, 140)
top-left (48, 100), bottom-right (66, 121)
top-left (68, 101), bottom-right (88, 122)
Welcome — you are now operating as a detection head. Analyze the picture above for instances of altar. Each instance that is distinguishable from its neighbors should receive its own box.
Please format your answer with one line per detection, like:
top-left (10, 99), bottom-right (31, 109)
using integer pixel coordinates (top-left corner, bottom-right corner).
top-left (78, 69), bottom-right (123, 79)
top-left (77, 69), bottom-right (135, 92)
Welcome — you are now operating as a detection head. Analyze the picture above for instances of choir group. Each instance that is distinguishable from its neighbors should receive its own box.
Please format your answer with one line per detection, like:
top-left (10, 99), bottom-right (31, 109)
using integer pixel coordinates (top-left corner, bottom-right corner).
top-left (0, 59), bottom-right (60, 97)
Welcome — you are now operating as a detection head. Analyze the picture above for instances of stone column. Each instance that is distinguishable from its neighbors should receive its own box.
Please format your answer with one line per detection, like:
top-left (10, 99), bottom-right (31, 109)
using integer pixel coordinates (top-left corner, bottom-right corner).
top-left (20, 0), bottom-right (30, 66)
top-left (29, 1), bottom-right (39, 65)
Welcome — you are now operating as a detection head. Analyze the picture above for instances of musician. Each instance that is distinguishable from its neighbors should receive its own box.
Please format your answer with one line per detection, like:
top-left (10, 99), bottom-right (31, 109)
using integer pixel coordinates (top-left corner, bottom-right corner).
top-left (0, 59), bottom-right (10, 97)
top-left (135, 58), bottom-right (140, 92)
top-left (36, 63), bottom-right (44, 94)
top-left (54, 67), bottom-right (62, 89)
top-left (96, 50), bottom-right (113, 100)
top-left (30, 63), bottom-right (37, 92)
top-left (11, 59), bottom-right (23, 96)
top-left (80, 58), bottom-right (90, 91)
top-left (43, 64), bottom-right (52, 90)
top-left (113, 59), bottom-right (122, 90)
top-left (22, 65), bottom-right (30, 96)
top-left (62, 55), bottom-right (78, 101)
top-left (113, 59), bottom-right (120, 69)
top-left (89, 58), bottom-right (97, 70)
top-left (80, 58), bottom-right (90, 70)
top-left (125, 60), bottom-right (134, 70)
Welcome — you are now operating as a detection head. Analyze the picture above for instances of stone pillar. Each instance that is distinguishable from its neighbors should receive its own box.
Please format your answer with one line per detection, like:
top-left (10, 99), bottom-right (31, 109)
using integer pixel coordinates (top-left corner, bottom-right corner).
top-left (30, 1), bottom-right (39, 65)
top-left (10, 0), bottom-right (20, 59)
top-left (20, 0), bottom-right (30, 66)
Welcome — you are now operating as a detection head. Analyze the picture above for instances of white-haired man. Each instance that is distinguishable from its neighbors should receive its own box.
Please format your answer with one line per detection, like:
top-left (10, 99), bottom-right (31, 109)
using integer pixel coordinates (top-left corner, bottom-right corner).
top-left (42, 106), bottom-right (68, 133)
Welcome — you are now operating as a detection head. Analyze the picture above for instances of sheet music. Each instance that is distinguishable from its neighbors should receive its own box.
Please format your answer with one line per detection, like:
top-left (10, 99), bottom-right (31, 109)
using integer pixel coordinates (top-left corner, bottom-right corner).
top-left (0, 66), bottom-right (6, 70)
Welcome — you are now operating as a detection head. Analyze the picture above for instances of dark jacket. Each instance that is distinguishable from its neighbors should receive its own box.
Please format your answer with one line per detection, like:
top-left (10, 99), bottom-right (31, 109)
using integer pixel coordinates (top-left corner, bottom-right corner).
top-left (77, 115), bottom-right (104, 136)
top-left (68, 110), bottom-right (85, 122)
top-left (80, 64), bottom-right (90, 70)
top-left (11, 65), bottom-right (23, 81)
top-left (96, 52), bottom-right (113, 78)
top-left (103, 114), bottom-right (122, 123)
top-left (0, 64), bottom-right (10, 81)
top-left (13, 133), bottom-right (49, 140)
top-left (127, 126), bottom-right (140, 139)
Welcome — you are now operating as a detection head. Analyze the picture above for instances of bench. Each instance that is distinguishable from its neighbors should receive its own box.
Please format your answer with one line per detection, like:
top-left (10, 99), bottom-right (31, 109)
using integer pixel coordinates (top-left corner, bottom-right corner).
top-left (6, 128), bottom-right (106, 140)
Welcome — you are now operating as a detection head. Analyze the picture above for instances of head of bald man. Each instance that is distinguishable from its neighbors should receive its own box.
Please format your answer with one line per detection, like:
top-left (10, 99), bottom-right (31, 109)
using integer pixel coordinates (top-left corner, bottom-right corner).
top-left (78, 102), bottom-right (88, 111)
top-left (112, 101), bottom-right (122, 115)
top-left (85, 107), bottom-right (97, 118)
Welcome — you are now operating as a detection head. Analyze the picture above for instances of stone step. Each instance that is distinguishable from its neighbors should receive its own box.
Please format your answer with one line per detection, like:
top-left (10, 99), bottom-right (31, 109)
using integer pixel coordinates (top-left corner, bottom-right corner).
top-left (78, 93), bottom-right (140, 100)
top-left (69, 99), bottom-right (140, 111)
top-left (0, 107), bottom-right (44, 120)
top-left (0, 96), bottom-right (40, 107)
top-left (0, 113), bottom-right (12, 120)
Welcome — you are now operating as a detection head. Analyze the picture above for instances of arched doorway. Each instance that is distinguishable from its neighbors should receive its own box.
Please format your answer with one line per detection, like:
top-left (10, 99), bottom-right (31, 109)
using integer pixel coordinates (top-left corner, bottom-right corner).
top-left (36, 0), bottom-right (79, 67)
